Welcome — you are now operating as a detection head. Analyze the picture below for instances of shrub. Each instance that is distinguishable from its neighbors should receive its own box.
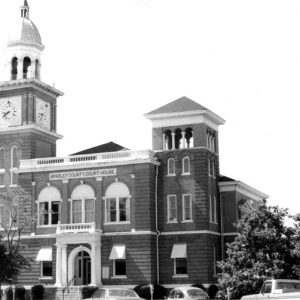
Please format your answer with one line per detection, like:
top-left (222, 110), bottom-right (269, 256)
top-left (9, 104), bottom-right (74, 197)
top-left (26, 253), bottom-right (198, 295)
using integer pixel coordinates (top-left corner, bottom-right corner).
top-left (81, 286), bottom-right (98, 299)
top-left (31, 285), bottom-right (44, 300)
top-left (5, 287), bottom-right (13, 300)
top-left (208, 285), bottom-right (219, 299)
top-left (191, 283), bottom-right (206, 292)
top-left (134, 284), bottom-right (167, 300)
top-left (15, 286), bottom-right (26, 300)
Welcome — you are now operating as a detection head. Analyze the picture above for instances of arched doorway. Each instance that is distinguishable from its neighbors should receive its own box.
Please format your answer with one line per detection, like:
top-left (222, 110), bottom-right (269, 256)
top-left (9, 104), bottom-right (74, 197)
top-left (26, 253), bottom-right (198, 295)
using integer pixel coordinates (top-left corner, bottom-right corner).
top-left (74, 251), bottom-right (91, 285)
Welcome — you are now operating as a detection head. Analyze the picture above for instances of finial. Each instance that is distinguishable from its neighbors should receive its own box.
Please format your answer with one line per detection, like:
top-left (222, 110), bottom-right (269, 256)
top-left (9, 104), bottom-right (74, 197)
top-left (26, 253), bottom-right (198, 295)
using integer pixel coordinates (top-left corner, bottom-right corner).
top-left (21, 0), bottom-right (30, 18)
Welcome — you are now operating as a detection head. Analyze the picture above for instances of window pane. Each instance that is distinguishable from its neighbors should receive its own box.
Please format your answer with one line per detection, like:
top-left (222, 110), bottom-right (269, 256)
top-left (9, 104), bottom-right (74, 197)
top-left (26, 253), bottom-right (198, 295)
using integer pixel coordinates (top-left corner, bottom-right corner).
top-left (40, 202), bottom-right (49, 225)
top-left (85, 199), bottom-right (95, 223)
top-left (107, 198), bottom-right (116, 222)
top-left (0, 149), bottom-right (4, 169)
top-left (51, 202), bottom-right (60, 225)
top-left (168, 196), bottom-right (177, 221)
top-left (176, 258), bottom-right (187, 274)
top-left (183, 157), bottom-right (190, 173)
top-left (12, 147), bottom-right (18, 168)
top-left (168, 159), bottom-right (175, 175)
top-left (73, 200), bottom-right (82, 223)
top-left (183, 195), bottom-right (191, 220)
top-left (115, 259), bottom-right (126, 276)
top-left (42, 261), bottom-right (52, 277)
top-left (119, 198), bottom-right (129, 222)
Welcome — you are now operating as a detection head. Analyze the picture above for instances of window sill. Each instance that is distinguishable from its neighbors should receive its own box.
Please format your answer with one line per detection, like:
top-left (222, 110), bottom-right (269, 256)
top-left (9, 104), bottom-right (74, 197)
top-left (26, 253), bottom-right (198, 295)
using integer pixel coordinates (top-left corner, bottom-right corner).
top-left (0, 185), bottom-right (5, 189)
top-left (112, 275), bottom-right (127, 279)
top-left (181, 220), bottom-right (193, 223)
top-left (167, 174), bottom-right (176, 177)
top-left (172, 274), bottom-right (188, 278)
top-left (39, 276), bottom-right (53, 281)
top-left (9, 184), bottom-right (17, 188)
top-left (166, 220), bottom-right (178, 224)
top-left (0, 169), bottom-right (5, 174)
top-left (37, 225), bottom-right (58, 228)
top-left (104, 221), bottom-right (130, 225)
top-left (181, 173), bottom-right (191, 176)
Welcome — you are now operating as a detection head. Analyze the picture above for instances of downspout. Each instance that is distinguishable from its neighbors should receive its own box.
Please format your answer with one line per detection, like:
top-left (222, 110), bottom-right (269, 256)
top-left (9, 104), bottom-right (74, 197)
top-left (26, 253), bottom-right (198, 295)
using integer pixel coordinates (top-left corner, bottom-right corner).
top-left (155, 165), bottom-right (160, 284)
top-left (220, 194), bottom-right (224, 260)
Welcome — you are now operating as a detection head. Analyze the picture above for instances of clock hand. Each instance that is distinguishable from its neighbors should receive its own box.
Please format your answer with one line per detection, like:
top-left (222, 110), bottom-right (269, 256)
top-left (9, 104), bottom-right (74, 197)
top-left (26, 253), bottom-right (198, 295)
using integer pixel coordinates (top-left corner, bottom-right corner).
top-left (3, 111), bottom-right (10, 118)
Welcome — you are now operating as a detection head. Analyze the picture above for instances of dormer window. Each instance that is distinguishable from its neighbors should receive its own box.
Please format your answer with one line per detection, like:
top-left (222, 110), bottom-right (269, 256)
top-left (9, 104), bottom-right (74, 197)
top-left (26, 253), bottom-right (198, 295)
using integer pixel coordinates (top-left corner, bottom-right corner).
top-left (167, 158), bottom-right (175, 176)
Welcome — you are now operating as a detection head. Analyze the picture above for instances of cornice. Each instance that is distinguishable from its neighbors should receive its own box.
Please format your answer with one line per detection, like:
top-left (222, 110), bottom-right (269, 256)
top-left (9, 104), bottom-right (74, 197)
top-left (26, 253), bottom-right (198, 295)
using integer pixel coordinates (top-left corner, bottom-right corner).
top-left (0, 78), bottom-right (63, 98)
top-left (0, 124), bottom-right (63, 140)
top-left (219, 180), bottom-right (269, 201)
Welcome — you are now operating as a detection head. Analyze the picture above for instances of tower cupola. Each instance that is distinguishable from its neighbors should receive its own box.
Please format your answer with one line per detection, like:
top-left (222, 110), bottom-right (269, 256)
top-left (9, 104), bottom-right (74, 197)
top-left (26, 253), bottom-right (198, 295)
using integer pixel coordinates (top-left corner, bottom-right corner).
top-left (5, 0), bottom-right (44, 81)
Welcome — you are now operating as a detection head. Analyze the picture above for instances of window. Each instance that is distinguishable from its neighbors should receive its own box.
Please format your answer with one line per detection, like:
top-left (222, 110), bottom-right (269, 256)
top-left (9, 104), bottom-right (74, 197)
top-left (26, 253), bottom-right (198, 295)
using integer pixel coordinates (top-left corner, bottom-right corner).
top-left (171, 244), bottom-right (187, 276)
top-left (261, 282), bottom-right (272, 294)
top-left (209, 195), bottom-right (213, 223)
top-left (10, 146), bottom-right (18, 186)
top-left (213, 245), bottom-right (216, 276)
top-left (38, 186), bottom-right (61, 226)
top-left (209, 194), bottom-right (217, 224)
top-left (182, 194), bottom-right (192, 222)
top-left (71, 184), bottom-right (95, 223)
top-left (41, 261), bottom-right (52, 277)
top-left (105, 182), bottom-right (130, 224)
top-left (36, 247), bottom-right (52, 278)
top-left (212, 160), bottom-right (215, 178)
top-left (207, 131), bottom-right (216, 153)
top-left (214, 196), bottom-right (217, 224)
top-left (167, 195), bottom-right (177, 222)
top-left (109, 245), bottom-right (126, 277)
top-left (167, 158), bottom-right (175, 176)
top-left (182, 157), bottom-right (190, 175)
top-left (208, 158), bottom-right (211, 176)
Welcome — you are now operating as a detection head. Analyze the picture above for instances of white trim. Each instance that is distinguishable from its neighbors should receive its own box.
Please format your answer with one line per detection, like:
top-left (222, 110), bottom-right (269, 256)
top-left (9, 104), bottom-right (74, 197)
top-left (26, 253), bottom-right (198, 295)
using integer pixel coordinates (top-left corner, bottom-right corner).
top-left (181, 156), bottom-right (190, 175)
top-left (223, 232), bottom-right (238, 236)
top-left (161, 230), bottom-right (220, 235)
top-left (167, 158), bottom-right (176, 176)
top-left (219, 180), bottom-right (269, 201)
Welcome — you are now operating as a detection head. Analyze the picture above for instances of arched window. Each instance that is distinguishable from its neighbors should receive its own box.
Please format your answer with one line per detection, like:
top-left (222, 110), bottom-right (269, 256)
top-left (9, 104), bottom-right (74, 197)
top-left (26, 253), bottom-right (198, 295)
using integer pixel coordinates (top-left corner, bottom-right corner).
top-left (23, 57), bottom-right (31, 79)
top-left (38, 186), bottom-right (61, 226)
top-left (167, 158), bottom-right (175, 176)
top-left (104, 182), bottom-right (130, 223)
top-left (0, 148), bottom-right (4, 186)
top-left (10, 146), bottom-right (18, 186)
top-left (174, 128), bottom-right (182, 149)
top-left (182, 156), bottom-right (190, 175)
top-left (11, 57), bottom-right (18, 80)
top-left (35, 59), bottom-right (40, 79)
top-left (71, 184), bottom-right (95, 224)
top-left (164, 130), bottom-right (172, 150)
top-left (185, 127), bottom-right (194, 148)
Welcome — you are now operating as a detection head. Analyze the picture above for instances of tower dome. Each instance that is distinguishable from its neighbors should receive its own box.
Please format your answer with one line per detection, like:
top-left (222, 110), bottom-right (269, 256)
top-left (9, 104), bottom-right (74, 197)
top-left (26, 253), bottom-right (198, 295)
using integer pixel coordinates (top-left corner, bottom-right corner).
top-left (8, 0), bottom-right (44, 50)
top-left (5, 0), bottom-right (44, 80)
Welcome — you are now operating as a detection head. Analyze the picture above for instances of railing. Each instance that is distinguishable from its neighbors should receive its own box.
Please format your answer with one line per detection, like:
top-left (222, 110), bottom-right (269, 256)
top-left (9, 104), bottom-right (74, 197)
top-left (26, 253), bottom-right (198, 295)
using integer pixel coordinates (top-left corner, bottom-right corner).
top-left (56, 222), bottom-right (96, 234)
top-left (19, 150), bottom-right (155, 170)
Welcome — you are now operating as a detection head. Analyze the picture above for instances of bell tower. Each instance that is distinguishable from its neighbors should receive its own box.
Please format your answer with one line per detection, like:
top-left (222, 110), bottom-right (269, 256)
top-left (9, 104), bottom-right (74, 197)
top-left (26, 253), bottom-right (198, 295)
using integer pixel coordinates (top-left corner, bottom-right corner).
top-left (0, 1), bottom-right (63, 187)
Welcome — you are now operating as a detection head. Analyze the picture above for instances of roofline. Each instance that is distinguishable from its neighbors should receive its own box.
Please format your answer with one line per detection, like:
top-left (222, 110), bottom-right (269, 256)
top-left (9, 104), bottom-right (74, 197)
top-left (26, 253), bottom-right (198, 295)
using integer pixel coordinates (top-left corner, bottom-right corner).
top-left (219, 180), bottom-right (269, 201)
top-left (144, 109), bottom-right (225, 126)
top-left (0, 78), bottom-right (64, 97)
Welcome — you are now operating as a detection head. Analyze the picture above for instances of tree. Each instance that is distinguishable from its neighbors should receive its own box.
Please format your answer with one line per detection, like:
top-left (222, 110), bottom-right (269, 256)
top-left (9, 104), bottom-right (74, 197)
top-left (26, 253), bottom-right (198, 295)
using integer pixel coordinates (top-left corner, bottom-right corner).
top-left (217, 200), bottom-right (300, 299)
top-left (0, 188), bottom-right (33, 299)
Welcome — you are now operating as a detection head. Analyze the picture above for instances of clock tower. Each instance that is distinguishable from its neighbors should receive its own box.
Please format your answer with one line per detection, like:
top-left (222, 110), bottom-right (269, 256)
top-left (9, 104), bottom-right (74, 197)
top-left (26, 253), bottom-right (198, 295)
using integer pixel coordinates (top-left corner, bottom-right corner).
top-left (0, 1), bottom-right (63, 187)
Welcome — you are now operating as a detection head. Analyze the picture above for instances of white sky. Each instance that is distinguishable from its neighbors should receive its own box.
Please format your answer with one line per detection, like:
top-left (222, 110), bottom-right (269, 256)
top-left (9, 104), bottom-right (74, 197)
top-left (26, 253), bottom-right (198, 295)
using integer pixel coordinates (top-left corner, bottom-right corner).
top-left (0, 0), bottom-right (300, 214)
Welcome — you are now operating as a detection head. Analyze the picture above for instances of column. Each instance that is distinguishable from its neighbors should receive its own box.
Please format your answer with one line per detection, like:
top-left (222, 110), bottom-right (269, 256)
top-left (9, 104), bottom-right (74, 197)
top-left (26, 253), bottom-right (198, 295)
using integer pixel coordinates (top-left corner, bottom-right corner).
top-left (31, 182), bottom-right (36, 234)
top-left (30, 62), bottom-right (36, 79)
top-left (96, 177), bottom-right (103, 230)
top-left (91, 242), bottom-right (101, 286)
top-left (171, 132), bottom-right (175, 150)
top-left (182, 131), bottom-right (186, 149)
top-left (61, 245), bottom-right (67, 285)
top-left (62, 180), bottom-right (69, 224)
top-left (162, 133), bottom-right (166, 150)
top-left (55, 244), bottom-right (62, 286)
top-left (17, 58), bottom-right (23, 80)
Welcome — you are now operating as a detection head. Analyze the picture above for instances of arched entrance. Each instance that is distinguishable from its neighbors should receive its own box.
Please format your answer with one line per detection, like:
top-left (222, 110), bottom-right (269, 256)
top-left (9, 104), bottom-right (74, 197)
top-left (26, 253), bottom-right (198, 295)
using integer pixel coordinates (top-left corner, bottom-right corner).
top-left (74, 251), bottom-right (91, 285)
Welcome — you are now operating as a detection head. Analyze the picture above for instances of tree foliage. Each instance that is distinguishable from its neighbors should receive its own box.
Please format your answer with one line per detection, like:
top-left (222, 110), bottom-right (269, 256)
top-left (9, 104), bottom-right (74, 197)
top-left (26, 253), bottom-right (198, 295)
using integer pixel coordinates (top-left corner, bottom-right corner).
top-left (0, 188), bottom-right (33, 290)
top-left (217, 200), bottom-right (300, 299)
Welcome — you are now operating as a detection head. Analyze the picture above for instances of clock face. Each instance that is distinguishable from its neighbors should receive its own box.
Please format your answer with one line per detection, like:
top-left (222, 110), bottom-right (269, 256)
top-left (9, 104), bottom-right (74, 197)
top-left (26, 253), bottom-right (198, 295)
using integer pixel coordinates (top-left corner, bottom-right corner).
top-left (1, 100), bottom-right (17, 122)
top-left (36, 99), bottom-right (50, 129)
top-left (0, 97), bottom-right (21, 126)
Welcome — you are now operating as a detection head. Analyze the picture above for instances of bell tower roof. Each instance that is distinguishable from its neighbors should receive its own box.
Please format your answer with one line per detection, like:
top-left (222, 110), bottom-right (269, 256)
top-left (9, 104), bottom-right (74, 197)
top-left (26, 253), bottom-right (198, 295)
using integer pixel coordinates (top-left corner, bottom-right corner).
top-left (8, 0), bottom-right (44, 50)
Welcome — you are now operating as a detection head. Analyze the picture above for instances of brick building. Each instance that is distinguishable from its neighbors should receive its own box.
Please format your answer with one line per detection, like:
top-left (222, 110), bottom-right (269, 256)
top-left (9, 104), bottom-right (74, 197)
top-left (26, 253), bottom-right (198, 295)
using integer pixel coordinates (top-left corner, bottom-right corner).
top-left (0, 0), bottom-right (268, 293)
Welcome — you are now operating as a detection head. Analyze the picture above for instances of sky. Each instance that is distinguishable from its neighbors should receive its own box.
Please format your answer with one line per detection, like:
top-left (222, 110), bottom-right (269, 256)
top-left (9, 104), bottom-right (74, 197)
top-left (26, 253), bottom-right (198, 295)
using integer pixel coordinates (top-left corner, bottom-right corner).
top-left (0, 0), bottom-right (300, 214)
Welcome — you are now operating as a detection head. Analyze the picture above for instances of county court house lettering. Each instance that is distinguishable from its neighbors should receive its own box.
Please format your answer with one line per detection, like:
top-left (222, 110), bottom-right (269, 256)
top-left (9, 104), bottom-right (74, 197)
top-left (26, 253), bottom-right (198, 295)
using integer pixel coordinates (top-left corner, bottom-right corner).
top-left (0, 0), bottom-right (268, 294)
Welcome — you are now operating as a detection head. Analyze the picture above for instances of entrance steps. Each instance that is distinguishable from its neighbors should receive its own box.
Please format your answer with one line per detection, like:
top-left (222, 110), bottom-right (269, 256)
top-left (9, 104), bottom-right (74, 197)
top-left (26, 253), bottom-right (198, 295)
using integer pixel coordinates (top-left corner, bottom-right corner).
top-left (45, 286), bottom-right (82, 300)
